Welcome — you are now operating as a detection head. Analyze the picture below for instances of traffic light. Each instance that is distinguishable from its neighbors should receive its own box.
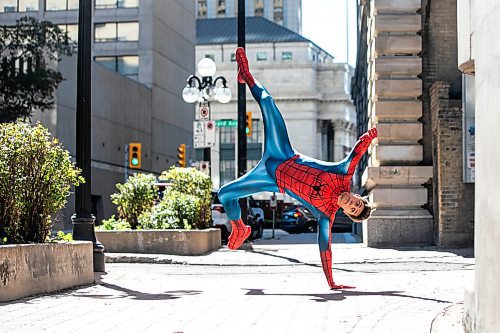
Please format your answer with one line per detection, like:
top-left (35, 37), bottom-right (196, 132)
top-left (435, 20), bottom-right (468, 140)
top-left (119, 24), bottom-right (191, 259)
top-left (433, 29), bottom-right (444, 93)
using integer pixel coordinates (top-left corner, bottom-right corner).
top-left (177, 143), bottom-right (186, 167)
top-left (128, 143), bottom-right (141, 169)
top-left (246, 111), bottom-right (252, 137)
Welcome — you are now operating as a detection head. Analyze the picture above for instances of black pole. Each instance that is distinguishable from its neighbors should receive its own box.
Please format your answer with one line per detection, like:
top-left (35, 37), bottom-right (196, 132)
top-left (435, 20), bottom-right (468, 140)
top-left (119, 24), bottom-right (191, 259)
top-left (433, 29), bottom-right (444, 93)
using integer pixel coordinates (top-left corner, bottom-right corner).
top-left (237, 0), bottom-right (247, 223)
top-left (72, 0), bottom-right (105, 272)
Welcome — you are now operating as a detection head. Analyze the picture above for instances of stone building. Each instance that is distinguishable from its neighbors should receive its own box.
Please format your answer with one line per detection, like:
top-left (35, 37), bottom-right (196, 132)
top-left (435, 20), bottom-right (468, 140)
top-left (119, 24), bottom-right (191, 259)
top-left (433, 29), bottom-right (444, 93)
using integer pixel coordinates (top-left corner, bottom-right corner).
top-left (457, 0), bottom-right (499, 331)
top-left (352, 0), bottom-right (474, 247)
top-left (196, 0), bottom-right (302, 34)
top-left (0, 0), bottom-right (196, 227)
top-left (195, 17), bottom-right (356, 195)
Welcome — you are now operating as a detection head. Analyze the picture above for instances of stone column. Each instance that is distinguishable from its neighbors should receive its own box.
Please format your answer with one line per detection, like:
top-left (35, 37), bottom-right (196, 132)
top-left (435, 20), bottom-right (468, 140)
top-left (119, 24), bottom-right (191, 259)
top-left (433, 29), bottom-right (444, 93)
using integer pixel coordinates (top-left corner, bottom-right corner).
top-left (362, 0), bottom-right (433, 246)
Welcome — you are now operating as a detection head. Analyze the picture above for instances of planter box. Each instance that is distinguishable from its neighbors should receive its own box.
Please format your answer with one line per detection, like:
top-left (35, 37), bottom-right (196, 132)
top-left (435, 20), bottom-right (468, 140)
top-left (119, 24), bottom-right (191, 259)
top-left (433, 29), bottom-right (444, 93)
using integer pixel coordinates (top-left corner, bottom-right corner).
top-left (95, 228), bottom-right (221, 255)
top-left (0, 242), bottom-right (94, 303)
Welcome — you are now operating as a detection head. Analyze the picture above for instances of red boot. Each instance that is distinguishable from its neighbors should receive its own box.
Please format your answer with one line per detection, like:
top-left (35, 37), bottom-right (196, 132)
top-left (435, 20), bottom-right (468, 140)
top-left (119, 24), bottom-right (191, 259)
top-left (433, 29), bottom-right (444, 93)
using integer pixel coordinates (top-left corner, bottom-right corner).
top-left (236, 47), bottom-right (255, 88)
top-left (228, 218), bottom-right (251, 250)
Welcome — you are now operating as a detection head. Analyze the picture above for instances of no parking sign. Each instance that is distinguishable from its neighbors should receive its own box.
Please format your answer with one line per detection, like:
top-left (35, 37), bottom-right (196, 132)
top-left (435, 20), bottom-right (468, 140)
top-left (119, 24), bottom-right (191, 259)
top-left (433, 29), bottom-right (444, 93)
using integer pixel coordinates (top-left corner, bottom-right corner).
top-left (198, 103), bottom-right (210, 120)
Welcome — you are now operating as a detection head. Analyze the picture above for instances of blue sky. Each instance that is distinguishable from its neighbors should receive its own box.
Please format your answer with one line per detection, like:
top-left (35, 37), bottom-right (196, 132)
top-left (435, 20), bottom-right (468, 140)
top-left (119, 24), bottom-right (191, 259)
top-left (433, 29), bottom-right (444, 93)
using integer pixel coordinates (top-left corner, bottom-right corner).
top-left (302, 0), bottom-right (357, 66)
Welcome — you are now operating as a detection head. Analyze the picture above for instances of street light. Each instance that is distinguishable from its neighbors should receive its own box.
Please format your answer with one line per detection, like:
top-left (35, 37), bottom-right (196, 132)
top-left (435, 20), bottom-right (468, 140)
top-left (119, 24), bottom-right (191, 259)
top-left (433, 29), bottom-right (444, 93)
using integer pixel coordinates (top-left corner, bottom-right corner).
top-left (182, 58), bottom-right (231, 173)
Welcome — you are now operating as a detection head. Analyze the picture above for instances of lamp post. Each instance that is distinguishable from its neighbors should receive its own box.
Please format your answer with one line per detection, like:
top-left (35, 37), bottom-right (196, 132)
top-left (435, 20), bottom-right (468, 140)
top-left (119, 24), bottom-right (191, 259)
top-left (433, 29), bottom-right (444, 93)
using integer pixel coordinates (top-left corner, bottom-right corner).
top-left (72, 0), bottom-right (105, 272)
top-left (182, 58), bottom-right (232, 174)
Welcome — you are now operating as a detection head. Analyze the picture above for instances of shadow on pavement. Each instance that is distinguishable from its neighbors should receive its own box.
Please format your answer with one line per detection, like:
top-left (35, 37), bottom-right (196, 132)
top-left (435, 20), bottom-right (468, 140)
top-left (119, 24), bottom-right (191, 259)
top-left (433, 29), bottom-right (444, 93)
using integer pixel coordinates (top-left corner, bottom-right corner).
top-left (73, 273), bottom-right (202, 301)
top-left (244, 288), bottom-right (452, 304)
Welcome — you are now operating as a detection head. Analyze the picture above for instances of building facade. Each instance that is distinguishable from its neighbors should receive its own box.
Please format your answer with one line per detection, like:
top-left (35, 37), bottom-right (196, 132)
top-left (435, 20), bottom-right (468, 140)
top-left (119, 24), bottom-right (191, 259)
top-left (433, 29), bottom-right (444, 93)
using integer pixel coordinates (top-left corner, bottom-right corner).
top-left (352, 0), bottom-right (474, 247)
top-left (195, 17), bottom-right (356, 201)
top-left (458, 0), bottom-right (499, 331)
top-left (196, 0), bottom-right (301, 34)
top-left (0, 0), bottom-right (196, 227)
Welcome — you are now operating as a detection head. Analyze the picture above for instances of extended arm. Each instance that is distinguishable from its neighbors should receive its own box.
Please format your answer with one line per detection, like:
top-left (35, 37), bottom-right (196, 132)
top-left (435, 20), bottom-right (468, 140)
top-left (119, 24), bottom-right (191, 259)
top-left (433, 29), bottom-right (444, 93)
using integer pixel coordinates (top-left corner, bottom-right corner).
top-left (345, 127), bottom-right (378, 175)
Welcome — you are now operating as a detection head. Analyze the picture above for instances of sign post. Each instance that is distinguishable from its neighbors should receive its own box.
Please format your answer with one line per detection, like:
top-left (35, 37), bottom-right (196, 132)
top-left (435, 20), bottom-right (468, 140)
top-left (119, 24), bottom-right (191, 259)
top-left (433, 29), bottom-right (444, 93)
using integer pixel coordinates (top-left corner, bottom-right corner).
top-left (270, 193), bottom-right (277, 239)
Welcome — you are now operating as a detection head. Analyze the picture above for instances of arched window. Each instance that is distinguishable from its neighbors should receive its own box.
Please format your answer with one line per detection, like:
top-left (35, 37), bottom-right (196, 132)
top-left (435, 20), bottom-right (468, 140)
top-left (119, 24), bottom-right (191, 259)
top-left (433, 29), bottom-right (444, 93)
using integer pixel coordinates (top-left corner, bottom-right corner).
top-left (197, 0), bottom-right (207, 18)
top-left (273, 0), bottom-right (283, 25)
top-left (255, 0), bottom-right (264, 16)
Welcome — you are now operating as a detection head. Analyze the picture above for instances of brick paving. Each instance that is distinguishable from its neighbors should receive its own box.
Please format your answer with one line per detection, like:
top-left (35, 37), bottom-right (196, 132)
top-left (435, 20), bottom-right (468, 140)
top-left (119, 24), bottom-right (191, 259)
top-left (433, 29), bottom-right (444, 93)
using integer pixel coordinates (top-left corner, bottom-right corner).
top-left (0, 231), bottom-right (473, 333)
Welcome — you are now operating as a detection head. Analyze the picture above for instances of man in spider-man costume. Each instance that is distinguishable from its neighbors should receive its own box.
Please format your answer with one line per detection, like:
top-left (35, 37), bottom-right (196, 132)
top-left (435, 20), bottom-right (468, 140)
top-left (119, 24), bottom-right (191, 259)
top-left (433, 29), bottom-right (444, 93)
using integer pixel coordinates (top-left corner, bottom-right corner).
top-left (218, 48), bottom-right (377, 290)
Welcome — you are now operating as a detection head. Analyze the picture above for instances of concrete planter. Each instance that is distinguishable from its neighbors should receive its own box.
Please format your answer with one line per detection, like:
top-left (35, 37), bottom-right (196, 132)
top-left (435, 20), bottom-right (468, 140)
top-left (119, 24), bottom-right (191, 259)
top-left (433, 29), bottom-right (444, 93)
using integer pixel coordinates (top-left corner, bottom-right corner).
top-left (0, 241), bottom-right (94, 303)
top-left (95, 228), bottom-right (221, 255)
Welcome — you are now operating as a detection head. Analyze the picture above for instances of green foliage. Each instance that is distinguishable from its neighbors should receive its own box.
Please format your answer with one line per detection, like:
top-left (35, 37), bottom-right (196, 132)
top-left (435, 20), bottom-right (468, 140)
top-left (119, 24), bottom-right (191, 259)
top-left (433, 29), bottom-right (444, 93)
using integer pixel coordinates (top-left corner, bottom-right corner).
top-left (0, 123), bottom-right (84, 244)
top-left (0, 17), bottom-right (73, 123)
top-left (97, 215), bottom-right (132, 231)
top-left (159, 167), bottom-right (212, 229)
top-left (47, 231), bottom-right (73, 243)
top-left (138, 192), bottom-right (194, 230)
top-left (110, 173), bottom-right (157, 229)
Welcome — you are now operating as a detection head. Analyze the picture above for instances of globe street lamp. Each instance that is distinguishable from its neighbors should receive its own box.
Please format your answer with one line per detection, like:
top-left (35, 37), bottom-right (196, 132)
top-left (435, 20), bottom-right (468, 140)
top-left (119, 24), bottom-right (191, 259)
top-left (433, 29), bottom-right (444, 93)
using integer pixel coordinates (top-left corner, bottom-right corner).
top-left (182, 58), bottom-right (231, 173)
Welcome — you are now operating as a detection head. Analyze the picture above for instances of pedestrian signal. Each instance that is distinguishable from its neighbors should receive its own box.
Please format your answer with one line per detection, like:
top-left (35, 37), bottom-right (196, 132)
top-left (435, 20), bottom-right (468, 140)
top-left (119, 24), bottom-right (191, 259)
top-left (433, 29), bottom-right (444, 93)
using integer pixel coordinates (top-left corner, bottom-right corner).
top-left (177, 143), bottom-right (186, 167)
top-left (128, 143), bottom-right (141, 169)
top-left (246, 112), bottom-right (252, 137)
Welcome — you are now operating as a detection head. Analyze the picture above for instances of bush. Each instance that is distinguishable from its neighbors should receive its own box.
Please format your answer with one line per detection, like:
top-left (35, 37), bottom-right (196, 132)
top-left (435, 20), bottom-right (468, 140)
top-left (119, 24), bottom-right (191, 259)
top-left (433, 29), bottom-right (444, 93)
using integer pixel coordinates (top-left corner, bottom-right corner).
top-left (97, 215), bottom-right (132, 231)
top-left (159, 167), bottom-right (212, 229)
top-left (110, 173), bottom-right (157, 229)
top-left (0, 123), bottom-right (83, 244)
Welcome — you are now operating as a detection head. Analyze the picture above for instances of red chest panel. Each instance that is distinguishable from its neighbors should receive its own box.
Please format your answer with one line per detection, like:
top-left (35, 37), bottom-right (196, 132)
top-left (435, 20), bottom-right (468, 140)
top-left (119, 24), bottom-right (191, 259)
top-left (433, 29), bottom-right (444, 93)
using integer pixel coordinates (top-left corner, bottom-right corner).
top-left (275, 155), bottom-right (351, 220)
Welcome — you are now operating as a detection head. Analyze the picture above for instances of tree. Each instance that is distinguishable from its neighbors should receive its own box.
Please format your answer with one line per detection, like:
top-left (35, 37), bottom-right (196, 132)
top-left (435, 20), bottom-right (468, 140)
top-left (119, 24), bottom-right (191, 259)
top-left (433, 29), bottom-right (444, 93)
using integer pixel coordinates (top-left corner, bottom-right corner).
top-left (0, 17), bottom-right (73, 123)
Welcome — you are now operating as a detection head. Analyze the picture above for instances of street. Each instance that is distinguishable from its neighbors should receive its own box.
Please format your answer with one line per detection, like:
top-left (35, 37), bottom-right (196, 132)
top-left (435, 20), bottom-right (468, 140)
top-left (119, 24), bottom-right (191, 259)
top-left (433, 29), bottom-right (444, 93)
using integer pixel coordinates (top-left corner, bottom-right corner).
top-left (0, 230), bottom-right (473, 333)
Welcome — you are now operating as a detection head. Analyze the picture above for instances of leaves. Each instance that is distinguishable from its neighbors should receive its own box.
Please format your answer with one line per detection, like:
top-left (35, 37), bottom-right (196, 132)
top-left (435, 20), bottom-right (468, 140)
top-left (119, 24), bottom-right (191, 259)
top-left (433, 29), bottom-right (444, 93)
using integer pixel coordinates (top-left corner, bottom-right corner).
top-left (0, 17), bottom-right (73, 123)
top-left (0, 122), bottom-right (83, 244)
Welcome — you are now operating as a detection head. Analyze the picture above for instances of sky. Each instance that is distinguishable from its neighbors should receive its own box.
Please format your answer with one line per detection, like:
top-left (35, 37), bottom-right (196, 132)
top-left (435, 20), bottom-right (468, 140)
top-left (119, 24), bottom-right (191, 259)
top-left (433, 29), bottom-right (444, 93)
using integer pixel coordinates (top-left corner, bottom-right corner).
top-left (302, 0), bottom-right (358, 67)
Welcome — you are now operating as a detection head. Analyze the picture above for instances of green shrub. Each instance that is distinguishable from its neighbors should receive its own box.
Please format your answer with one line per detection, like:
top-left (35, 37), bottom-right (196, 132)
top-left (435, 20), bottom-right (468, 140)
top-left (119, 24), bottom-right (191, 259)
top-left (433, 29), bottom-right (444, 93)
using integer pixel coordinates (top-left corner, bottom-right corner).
top-left (0, 123), bottom-right (83, 244)
top-left (159, 167), bottom-right (212, 229)
top-left (97, 215), bottom-right (132, 231)
top-left (110, 173), bottom-right (157, 229)
top-left (48, 231), bottom-right (73, 242)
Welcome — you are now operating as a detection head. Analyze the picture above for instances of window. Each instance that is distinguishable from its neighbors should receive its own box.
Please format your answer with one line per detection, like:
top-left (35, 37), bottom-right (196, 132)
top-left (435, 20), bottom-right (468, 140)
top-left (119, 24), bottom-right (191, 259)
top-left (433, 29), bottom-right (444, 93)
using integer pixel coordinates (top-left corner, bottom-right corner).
top-left (197, 0), bottom-right (207, 18)
top-left (205, 54), bottom-right (215, 61)
top-left (274, 0), bottom-right (283, 25)
top-left (0, 0), bottom-right (38, 12)
top-left (282, 51), bottom-right (292, 61)
top-left (217, 0), bottom-right (225, 17)
top-left (230, 53), bottom-right (236, 62)
top-left (220, 126), bottom-right (235, 144)
top-left (256, 52), bottom-right (267, 61)
top-left (95, 55), bottom-right (139, 76)
top-left (95, 0), bottom-right (138, 9)
top-left (247, 160), bottom-right (259, 171)
top-left (254, 0), bottom-right (264, 16)
top-left (46, 0), bottom-right (78, 11)
top-left (58, 24), bottom-right (78, 43)
top-left (247, 119), bottom-right (261, 144)
top-left (220, 160), bottom-right (235, 186)
top-left (94, 22), bottom-right (139, 43)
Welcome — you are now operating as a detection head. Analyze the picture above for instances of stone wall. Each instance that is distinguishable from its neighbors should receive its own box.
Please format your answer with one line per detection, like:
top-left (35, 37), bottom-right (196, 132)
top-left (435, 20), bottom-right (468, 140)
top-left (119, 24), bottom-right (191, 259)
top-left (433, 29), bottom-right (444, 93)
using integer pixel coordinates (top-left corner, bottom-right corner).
top-left (430, 82), bottom-right (474, 247)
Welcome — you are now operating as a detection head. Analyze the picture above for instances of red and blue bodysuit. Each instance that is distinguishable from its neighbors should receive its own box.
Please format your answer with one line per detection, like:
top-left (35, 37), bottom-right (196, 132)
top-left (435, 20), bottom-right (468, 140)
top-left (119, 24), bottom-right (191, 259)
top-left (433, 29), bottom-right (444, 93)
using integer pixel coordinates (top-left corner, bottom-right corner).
top-left (218, 48), bottom-right (376, 289)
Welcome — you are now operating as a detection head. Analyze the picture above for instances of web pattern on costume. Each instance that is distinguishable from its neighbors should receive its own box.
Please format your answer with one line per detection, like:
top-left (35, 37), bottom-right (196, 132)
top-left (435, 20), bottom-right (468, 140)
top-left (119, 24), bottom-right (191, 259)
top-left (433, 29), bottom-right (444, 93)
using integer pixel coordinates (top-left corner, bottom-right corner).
top-left (276, 156), bottom-right (351, 220)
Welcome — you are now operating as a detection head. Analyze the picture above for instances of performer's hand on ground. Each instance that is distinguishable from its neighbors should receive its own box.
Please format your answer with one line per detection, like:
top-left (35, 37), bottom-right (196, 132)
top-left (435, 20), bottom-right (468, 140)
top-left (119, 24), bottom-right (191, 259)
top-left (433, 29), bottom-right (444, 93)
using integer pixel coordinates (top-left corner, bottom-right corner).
top-left (236, 47), bottom-right (255, 87)
top-left (331, 284), bottom-right (356, 290)
top-left (228, 218), bottom-right (251, 250)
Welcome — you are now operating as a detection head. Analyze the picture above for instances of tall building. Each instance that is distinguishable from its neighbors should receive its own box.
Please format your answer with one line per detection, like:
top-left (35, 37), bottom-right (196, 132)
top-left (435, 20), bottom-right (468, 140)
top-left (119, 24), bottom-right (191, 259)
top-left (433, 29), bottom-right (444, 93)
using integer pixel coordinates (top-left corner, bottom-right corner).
top-left (0, 0), bottom-right (196, 227)
top-left (196, 17), bottom-right (355, 198)
top-left (352, 0), bottom-right (473, 247)
top-left (196, 0), bottom-right (302, 34)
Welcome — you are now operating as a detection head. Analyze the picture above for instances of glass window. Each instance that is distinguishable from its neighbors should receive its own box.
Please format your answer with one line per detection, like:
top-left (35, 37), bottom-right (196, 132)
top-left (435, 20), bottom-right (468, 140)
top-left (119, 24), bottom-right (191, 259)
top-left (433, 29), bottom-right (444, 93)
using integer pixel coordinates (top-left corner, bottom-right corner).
top-left (247, 160), bottom-right (259, 171)
top-left (230, 53), bottom-right (236, 62)
top-left (220, 126), bottom-right (235, 144)
top-left (46, 0), bottom-right (78, 11)
top-left (118, 0), bottom-right (138, 8)
top-left (95, 0), bottom-right (115, 9)
top-left (254, 0), bottom-right (264, 16)
top-left (95, 23), bottom-right (116, 42)
top-left (95, 56), bottom-right (116, 71)
top-left (18, 0), bottom-right (38, 12)
top-left (58, 24), bottom-right (79, 43)
top-left (0, 0), bottom-right (17, 12)
top-left (220, 160), bottom-right (235, 186)
top-left (282, 51), bottom-right (292, 61)
top-left (117, 55), bottom-right (139, 75)
top-left (95, 0), bottom-right (138, 9)
top-left (256, 52), bottom-right (267, 61)
top-left (117, 22), bottom-right (139, 42)
top-left (197, 0), bottom-right (207, 18)
top-left (247, 120), bottom-right (261, 144)
top-left (217, 0), bottom-right (225, 17)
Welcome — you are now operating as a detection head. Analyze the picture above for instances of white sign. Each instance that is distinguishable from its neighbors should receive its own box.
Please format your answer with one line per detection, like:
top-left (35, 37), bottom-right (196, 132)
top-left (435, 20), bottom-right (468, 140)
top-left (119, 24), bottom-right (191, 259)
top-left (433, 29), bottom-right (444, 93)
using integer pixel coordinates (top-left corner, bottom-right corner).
top-left (205, 120), bottom-right (216, 147)
top-left (193, 121), bottom-right (205, 148)
top-left (200, 161), bottom-right (210, 175)
top-left (270, 194), bottom-right (277, 210)
top-left (198, 103), bottom-right (210, 120)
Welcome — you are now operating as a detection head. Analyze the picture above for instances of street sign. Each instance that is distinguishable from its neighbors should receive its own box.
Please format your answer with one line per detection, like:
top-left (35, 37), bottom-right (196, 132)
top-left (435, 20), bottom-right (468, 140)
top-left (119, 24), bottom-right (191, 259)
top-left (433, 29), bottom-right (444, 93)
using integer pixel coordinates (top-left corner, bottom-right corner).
top-left (198, 102), bottom-right (210, 120)
top-left (215, 119), bottom-right (237, 127)
top-left (193, 121), bottom-right (205, 148)
top-left (205, 120), bottom-right (216, 147)
top-left (270, 194), bottom-right (277, 210)
top-left (200, 161), bottom-right (210, 175)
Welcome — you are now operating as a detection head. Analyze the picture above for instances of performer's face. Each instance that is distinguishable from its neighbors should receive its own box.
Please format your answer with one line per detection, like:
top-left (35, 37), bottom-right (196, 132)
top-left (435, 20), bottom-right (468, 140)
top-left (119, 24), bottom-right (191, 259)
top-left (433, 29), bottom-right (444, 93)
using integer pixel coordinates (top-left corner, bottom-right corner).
top-left (337, 193), bottom-right (364, 217)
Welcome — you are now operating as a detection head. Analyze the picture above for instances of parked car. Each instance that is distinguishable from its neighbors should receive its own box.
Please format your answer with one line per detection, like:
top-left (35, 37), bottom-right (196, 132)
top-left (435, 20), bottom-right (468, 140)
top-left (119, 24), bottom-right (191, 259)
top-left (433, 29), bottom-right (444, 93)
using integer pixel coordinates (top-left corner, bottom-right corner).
top-left (211, 192), bottom-right (264, 244)
top-left (280, 205), bottom-right (317, 234)
top-left (332, 210), bottom-right (353, 233)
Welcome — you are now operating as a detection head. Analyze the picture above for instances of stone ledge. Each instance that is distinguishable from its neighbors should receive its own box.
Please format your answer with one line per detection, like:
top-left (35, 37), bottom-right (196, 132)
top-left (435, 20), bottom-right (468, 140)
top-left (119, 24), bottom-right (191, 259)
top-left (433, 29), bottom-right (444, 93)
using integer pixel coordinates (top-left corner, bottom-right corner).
top-left (95, 228), bottom-right (221, 256)
top-left (362, 166), bottom-right (433, 190)
top-left (0, 242), bottom-right (94, 303)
